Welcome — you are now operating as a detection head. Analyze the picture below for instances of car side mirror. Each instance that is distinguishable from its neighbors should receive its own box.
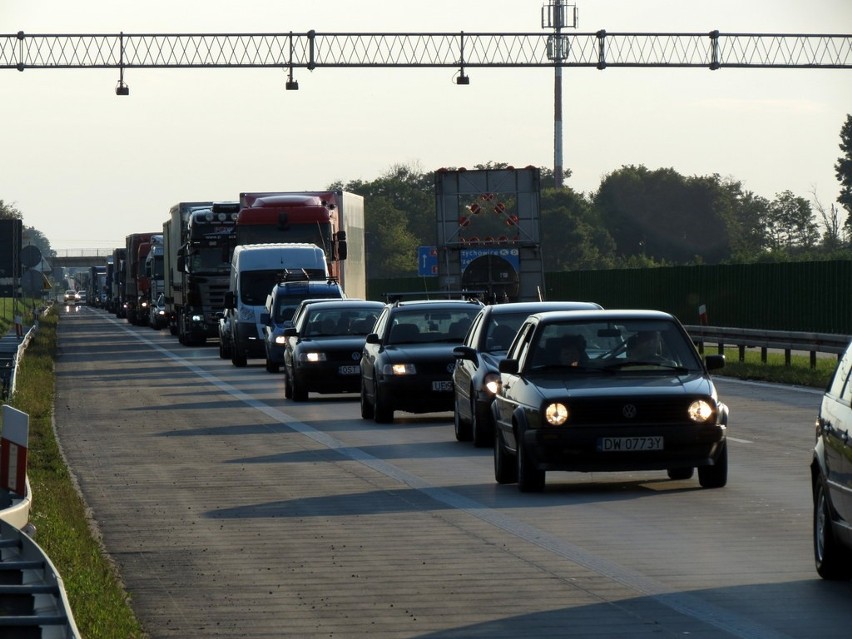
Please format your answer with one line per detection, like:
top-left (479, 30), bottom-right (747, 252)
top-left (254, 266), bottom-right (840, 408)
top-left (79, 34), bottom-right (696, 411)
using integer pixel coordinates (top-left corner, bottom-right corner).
top-left (705, 354), bottom-right (725, 371)
top-left (283, 327), bottom-right (298, 337)
top-left (499, 359), bottom-right (519, 374)
top-left (365, 333), bottom-right (380, 344)
top-left (453, 345), bottom-right (476, 362)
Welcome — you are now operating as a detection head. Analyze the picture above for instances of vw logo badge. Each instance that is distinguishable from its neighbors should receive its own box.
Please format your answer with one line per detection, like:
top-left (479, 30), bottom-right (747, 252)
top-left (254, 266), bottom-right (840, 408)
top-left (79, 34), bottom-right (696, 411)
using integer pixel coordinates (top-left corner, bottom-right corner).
top-left (622, 404), bottom-right (637, 419)
top-left (447, 362), bottom-right (455, 373)
top-left (351, 352), bottom-right (360, 361)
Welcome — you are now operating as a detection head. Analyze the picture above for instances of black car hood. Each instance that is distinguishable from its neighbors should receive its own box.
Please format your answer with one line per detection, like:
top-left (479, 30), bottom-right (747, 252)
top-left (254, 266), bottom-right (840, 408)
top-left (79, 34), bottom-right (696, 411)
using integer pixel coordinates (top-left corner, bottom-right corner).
top-left (525, 371), bottom-right (716, 400)
top-left (385, 342), bottom-right (459, 362)
top-left (297, 336), bottom-right (367, 350)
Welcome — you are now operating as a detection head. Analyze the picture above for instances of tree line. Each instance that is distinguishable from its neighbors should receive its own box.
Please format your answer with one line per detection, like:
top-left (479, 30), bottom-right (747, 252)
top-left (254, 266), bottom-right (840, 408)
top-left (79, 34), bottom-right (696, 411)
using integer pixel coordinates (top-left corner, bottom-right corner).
top-left (4, 115), bottom-right (852, 280)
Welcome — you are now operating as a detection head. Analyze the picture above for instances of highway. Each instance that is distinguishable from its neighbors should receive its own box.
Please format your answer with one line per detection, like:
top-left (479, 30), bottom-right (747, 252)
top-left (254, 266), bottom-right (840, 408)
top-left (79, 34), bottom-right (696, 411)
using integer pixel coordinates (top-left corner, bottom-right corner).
top-left (53, 303), bottom-right (852, 638)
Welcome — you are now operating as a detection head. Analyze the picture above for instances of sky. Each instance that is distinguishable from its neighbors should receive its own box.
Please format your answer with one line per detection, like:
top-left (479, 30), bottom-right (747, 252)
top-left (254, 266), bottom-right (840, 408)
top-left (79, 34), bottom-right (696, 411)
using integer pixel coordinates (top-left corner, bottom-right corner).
top-left (2, 1), bottom-right (851, 253)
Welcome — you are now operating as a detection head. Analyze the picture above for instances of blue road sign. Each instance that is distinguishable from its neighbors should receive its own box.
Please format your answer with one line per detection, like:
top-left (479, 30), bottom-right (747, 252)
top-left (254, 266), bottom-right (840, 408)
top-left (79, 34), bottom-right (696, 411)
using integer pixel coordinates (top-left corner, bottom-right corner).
top-left (417, 246), bottom-right (438, 277)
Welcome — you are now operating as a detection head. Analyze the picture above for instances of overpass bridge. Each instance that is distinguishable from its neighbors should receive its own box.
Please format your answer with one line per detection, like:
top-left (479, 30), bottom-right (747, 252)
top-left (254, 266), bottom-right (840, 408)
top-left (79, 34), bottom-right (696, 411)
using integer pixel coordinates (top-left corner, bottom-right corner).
top-left (50, 249), bottom-right (114, 269)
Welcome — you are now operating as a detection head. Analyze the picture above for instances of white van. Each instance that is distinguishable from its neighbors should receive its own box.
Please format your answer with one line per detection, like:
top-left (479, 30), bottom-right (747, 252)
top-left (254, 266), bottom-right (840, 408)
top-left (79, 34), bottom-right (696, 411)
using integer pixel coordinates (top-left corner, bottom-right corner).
top-left (223, 243), bottom-right (328, 367)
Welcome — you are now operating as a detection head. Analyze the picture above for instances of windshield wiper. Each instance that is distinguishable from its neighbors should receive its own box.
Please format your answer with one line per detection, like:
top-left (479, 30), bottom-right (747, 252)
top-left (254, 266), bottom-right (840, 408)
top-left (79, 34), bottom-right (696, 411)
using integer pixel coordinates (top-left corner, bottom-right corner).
top-left (603, 360), bottom-right (690, 373)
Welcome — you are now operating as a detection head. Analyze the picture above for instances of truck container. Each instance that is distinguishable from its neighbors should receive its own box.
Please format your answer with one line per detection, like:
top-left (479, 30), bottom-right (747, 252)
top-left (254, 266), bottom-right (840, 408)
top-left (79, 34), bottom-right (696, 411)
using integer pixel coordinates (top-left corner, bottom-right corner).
top-left (144, 234), bottom-right (165, 326)
top-left (236, 191), bottom-right (366, 298)
top-left (222, 243), bottom-right (329, 367)
top-left (124, 232), bottom-right (156, 325)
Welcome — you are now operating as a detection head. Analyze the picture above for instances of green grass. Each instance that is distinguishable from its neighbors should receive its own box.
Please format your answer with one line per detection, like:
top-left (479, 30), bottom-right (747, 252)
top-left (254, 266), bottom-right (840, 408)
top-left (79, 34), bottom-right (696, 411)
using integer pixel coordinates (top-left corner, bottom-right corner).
top-left (3, 306), bottom-right (146, 639)
top-left (0, 300), bottom-right (835, 638)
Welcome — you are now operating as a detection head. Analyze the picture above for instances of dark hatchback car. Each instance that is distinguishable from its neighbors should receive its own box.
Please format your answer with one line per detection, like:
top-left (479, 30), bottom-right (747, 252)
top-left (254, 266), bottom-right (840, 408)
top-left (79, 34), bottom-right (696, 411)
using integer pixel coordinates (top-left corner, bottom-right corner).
top-left (281, 300), bottom-right (384, 401)
top-left (360, 299), bottom-right (483, 423)
top-left (453, 301), bottom-right (602, 447)
top-left (811, 339), bottom-right (852, 580)
top-left (492, 309), bottom-right (728, 492)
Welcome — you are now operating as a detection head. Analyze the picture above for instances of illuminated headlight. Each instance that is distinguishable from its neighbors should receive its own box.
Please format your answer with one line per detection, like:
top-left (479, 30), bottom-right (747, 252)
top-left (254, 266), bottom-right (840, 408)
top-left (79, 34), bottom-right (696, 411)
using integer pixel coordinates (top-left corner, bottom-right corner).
top-left (141, 302), bottom-right (149, 308)
top-left (157, 310), bottom-right (166, 316)
top-left (191, 314), bottom-right (204, 322)
top-left (688, 399), bottom-right (714, 423)
top-left (274, 335), bottom-right (288, 345)
top-left (545, 402), bottom-right (569, 426)
top-left (299, 352), bottom-right (327, 363)
top-left (383, 363), bottom-right (416, 375)
top-left (483, 373), bottom-right (501, 395)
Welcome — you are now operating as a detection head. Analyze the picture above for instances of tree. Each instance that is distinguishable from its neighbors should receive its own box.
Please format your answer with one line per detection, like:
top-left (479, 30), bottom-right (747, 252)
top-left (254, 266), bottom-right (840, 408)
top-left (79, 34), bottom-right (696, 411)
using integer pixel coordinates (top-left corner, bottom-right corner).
top-left (540, 187), bottom-right (616, 271)
top-left (835, 114), bottom-right (852, 226)
top-left (0, 200), bottom-right (23, 220)
top-left (765, 190), bottom-right (819, 252)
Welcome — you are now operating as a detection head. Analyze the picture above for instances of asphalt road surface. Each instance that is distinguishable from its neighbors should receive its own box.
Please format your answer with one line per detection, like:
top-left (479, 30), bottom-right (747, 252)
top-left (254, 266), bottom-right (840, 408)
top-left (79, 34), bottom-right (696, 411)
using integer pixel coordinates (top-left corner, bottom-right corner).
top-left (53, 304), bottom-right (852, 638)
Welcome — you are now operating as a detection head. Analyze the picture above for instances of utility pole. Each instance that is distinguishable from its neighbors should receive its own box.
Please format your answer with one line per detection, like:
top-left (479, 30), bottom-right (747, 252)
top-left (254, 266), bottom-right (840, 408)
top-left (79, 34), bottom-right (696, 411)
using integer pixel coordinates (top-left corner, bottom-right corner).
top-left (543, 1), bottom-right (578, 189)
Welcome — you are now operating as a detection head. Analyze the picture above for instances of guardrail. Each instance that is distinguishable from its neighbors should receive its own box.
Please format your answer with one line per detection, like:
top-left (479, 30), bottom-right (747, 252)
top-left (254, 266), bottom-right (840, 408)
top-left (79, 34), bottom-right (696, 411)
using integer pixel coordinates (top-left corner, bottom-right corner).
top-left (684, 325), bottom-right (851, 369)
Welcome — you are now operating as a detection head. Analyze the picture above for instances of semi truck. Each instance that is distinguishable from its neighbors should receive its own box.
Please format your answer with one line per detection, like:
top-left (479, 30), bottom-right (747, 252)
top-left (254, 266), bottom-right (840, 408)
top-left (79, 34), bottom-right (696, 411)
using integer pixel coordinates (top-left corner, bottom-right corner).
top-left (164, 201), bottom-right (211, 336)
top-left (144, 234), bottom-right (165, 326)
top-left (111, 247), bottom-right (126, 317)
top-left (174, 202), bottom-right (239, 344)
top-left (221, 243), bottom-right (329, 367)
top-left (236, 191), bottom-right (366, 298)
top-left (124, 232), bottom-right (156, 325)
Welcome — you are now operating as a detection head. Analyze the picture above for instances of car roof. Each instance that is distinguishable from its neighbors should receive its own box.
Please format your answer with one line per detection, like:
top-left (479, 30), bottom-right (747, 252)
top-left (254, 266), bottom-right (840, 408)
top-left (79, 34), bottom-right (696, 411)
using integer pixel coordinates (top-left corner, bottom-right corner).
top-left (301, 300), bottom-right (383, 311)
top-left (529, 309), bottom-right (677, 323)
top-left (389, 299), bottom-right (483, 310)
top-left (482, 301), bottom-right (602, 315)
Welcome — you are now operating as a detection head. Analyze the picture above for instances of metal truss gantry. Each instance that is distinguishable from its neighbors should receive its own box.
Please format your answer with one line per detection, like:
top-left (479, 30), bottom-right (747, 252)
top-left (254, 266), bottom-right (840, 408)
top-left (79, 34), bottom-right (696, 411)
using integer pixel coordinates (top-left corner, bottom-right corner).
top-left (2, 31), bottom-right (851, 71)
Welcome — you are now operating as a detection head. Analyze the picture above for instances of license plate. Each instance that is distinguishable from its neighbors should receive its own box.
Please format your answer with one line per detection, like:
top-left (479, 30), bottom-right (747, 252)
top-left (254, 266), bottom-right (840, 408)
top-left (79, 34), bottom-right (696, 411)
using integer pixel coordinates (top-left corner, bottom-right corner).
top-left (432, 380), bottom-right (453, 392)
top-left (338, 365), bottom-right (360, 375)
top-left (599, 436), bottom-right (663, 452)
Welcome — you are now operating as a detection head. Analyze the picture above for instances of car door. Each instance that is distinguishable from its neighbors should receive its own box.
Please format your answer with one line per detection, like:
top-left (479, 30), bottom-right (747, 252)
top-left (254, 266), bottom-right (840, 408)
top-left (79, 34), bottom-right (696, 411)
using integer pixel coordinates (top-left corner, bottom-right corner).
top-left (494, 320), bottom-right (536, 449)
top-left (360, 307), bottom-right (389, 399)
top-left (453, 312), bottom-right (484, 419)
top-left (820, 346), bottom-right (852, 522)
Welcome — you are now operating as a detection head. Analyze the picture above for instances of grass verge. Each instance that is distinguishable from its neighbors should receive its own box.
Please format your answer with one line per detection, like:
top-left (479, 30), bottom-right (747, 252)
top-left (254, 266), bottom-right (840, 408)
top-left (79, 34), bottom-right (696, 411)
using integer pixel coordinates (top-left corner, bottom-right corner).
top-left (5, 306), bottom-right (146, 638)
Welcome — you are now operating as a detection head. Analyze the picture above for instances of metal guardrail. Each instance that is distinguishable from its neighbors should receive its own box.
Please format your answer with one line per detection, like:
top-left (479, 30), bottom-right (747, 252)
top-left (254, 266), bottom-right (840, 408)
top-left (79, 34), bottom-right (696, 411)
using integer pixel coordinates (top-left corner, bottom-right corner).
top-left (684, 325), bottom-right (851, 368)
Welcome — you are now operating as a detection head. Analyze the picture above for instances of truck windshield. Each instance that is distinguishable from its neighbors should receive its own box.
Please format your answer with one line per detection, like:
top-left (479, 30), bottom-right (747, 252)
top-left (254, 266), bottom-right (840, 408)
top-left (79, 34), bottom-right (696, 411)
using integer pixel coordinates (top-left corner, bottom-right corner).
top-left (189, 246), bottom-right (232, 274)
top-left (236, 224), bottom-right (331, 253)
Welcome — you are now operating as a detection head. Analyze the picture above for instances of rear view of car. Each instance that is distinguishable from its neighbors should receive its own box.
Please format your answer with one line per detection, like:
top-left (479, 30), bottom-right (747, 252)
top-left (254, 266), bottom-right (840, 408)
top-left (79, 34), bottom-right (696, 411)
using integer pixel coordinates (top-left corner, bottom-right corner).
top-left (811, 340), bottom-right (852, 580)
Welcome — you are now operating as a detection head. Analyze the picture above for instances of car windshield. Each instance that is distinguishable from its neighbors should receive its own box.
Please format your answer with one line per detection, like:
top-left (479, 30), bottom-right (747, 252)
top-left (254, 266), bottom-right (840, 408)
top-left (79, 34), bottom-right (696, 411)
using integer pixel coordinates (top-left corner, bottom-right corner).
top-left (525, 319), bottom-right (703, 373)
top-left (386, 308), bottom-right (479, 345)
top-left (484, 313), bottom-right (531, 353)
top-left (302, 307), bottom-right (381, 337)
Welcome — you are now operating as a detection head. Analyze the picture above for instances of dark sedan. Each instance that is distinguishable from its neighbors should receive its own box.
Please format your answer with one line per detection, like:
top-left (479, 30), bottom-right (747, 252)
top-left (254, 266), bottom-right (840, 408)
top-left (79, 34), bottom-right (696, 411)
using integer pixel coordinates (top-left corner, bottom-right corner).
top-left (360, 299), bottom-right (482, 423)
top-left (492, 309), bottom-right (728, 492)
top-left (282, 300), bottom-right (384, 401)
top-left (452, 300), bottom-right (602, 447)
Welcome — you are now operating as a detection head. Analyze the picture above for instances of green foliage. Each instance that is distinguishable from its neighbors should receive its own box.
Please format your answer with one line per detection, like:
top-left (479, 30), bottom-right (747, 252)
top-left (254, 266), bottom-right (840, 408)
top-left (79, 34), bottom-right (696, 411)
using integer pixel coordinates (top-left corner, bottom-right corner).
top-left (836, 114), bottom-right (852, 220)
top-left (8, 308), bottom-right (146, 639)
top-left (718, 347), bottom-right (835, 389)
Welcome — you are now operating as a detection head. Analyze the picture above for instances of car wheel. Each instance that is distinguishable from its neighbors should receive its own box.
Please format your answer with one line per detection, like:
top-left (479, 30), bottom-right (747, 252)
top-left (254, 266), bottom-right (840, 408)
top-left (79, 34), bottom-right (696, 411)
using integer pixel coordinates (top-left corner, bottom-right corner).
top-left (218, 340), bottom-right (228, 359)
top-left (698, 441), bottom-right (728, 488)
top-left (283, 371), bottom-right (293, 399)
top-left (360, 377), bottom-right (374, 419)
top-left (472, 396), bottom-right (492, 448)
top-left (292, 374), bottom-right (308, 402)
top-left (517, 435), bottom-right (545, 493)
top-left (454, 395), bottom-right (472, 442)
top-left (667, 467), bottom-right (694, 480)
top-left (373, 382), bottom-right (394, 424)
top-left (494, 427), bottom-right (518, 484)
top-left (265, 358), bottom-right (280, 373)
top-left (231, 348), bottom-right (247, 368)
top-left (814, 480), bottom-right (852, 580)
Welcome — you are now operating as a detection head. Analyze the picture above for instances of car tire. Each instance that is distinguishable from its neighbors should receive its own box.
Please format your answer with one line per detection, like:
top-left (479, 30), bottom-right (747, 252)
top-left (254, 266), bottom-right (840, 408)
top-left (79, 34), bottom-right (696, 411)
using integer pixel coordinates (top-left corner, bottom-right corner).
top-left (698, 441), bottom-right (728, 488)
top-left (218, 340), bottom-right (228, 359)
top-left (454, 395), bottom-right (472, 442)
top-left (373, 382), bottom-right (394, 424)
top-left (667, 467), bottom-right (694, 480)
top-left (494, 427), bottom-right (518, 484)
top-left (360, 377), bottom-right (374, 419)
top-left (265, 358), bottom-right (280, 373)
top-left (283, 371), bottom-right (293, 400)
top-left (292, 374), bottom-right (308, 402)
top-left (517, 435), bottom-right (545, 493)
top-left (231, 347), bottom-right (247, 368)
top-left (814, 480), bottom-right (852, 580)
top-left (472, 396), bottom-right (492, 448)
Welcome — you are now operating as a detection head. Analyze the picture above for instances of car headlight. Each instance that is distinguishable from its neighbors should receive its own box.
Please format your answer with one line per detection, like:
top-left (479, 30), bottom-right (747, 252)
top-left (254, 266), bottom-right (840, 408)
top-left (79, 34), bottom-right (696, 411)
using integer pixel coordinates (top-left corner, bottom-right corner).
top-left (383, 363), bottom-right (416, 375)
top-left (545, 402), bottom-right (569, 426)
top-left (483, 373), bottom-right (501, 395)
top-left (688, 399), bottom-right (715, 423)
top-left (274, 335), bottom-right (288, 345)
top-left (299, 352), bottom-right (327, 363)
